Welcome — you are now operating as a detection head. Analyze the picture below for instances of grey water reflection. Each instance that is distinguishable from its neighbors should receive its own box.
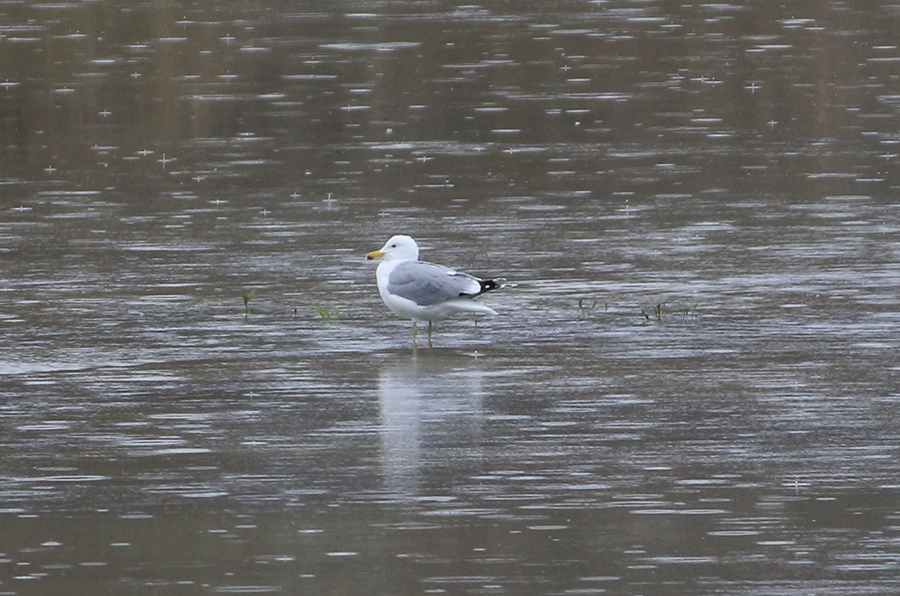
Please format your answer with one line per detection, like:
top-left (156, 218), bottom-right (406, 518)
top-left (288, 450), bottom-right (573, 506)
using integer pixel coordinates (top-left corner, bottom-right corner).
top-left (3, 0), bottom-right (900, 595)
top-left (378, 355), bottom-right (485, 502)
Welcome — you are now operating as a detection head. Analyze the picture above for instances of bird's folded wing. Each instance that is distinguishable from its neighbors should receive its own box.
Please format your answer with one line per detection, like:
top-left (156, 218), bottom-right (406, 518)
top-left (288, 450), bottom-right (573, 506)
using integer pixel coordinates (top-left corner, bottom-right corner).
top-left (387, 261), bottom-right (483, 306)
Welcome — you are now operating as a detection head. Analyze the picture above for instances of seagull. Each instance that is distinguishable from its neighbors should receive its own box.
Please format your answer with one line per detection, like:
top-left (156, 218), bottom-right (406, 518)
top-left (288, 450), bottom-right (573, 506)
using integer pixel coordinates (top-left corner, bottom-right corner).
top-left (366, 235), bottom-right (505, 343)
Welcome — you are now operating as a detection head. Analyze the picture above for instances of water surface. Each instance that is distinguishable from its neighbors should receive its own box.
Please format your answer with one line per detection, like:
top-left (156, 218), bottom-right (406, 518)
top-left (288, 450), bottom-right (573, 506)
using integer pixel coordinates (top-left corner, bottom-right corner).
top-left (2, 1), bottom-right (900, 595)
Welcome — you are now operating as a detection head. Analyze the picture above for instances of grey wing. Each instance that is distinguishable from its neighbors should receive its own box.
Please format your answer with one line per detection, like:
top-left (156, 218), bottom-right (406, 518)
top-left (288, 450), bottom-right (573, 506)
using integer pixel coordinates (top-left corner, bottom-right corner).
top-left (387, 261), bottom-right (483, 306)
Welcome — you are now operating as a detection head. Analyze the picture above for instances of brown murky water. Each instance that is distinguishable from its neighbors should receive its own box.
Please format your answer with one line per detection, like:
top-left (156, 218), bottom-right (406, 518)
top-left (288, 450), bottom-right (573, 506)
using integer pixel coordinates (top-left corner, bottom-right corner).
top-left (2, 1), bottom-right (900, 595)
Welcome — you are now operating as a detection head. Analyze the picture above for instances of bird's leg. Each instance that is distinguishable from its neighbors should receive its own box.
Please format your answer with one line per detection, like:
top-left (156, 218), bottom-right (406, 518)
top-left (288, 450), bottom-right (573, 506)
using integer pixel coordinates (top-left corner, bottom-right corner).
top-left (427, 321), bottom-right (433, 347)
top-left (412, 321), bottom-right (418, 342)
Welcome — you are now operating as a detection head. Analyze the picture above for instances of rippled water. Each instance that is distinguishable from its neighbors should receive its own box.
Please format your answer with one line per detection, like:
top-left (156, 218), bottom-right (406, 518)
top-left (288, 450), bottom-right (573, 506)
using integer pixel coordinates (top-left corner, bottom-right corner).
top-left (3, 1), bottom-right (900, 595)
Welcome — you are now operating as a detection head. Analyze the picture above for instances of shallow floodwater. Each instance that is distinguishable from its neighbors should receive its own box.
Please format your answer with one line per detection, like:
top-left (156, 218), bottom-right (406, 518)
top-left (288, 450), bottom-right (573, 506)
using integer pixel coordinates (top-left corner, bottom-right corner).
top-left (2, 1), bottom-right (900, 595)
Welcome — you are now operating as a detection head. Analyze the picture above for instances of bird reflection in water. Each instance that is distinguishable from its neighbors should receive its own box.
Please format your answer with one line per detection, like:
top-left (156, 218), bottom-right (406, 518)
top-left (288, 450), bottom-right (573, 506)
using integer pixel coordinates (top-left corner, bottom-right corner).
top-left (377, 354), bottom-right (486, 503)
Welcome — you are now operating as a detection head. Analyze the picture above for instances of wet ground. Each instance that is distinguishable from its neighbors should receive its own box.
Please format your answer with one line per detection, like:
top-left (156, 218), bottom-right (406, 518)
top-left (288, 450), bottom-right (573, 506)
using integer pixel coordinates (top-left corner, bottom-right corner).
top-left (2, 1), bottom-right (900, 595)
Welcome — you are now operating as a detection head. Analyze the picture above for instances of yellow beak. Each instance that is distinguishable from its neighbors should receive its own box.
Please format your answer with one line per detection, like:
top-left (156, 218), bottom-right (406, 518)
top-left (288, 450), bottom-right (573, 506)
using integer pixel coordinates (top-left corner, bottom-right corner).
top-left (366, 250), bottom-right (385, 261)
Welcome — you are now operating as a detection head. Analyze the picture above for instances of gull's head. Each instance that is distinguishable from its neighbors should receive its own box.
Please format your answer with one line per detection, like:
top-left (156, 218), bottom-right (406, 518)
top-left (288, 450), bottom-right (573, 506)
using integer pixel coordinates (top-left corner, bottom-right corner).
top-left (366, 234), bottom-right (419, 262)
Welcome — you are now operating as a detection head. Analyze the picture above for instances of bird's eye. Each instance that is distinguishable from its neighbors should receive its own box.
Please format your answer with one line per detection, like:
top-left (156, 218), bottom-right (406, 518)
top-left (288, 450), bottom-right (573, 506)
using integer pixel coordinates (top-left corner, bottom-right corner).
top-left (391, 244), bottom-right (397, 248)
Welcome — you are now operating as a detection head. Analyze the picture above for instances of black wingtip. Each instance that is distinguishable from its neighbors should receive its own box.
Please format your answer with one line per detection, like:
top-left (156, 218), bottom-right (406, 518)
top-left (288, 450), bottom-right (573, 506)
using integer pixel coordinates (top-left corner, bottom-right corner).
top-left (479, 277), bottom-right (507, 293)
